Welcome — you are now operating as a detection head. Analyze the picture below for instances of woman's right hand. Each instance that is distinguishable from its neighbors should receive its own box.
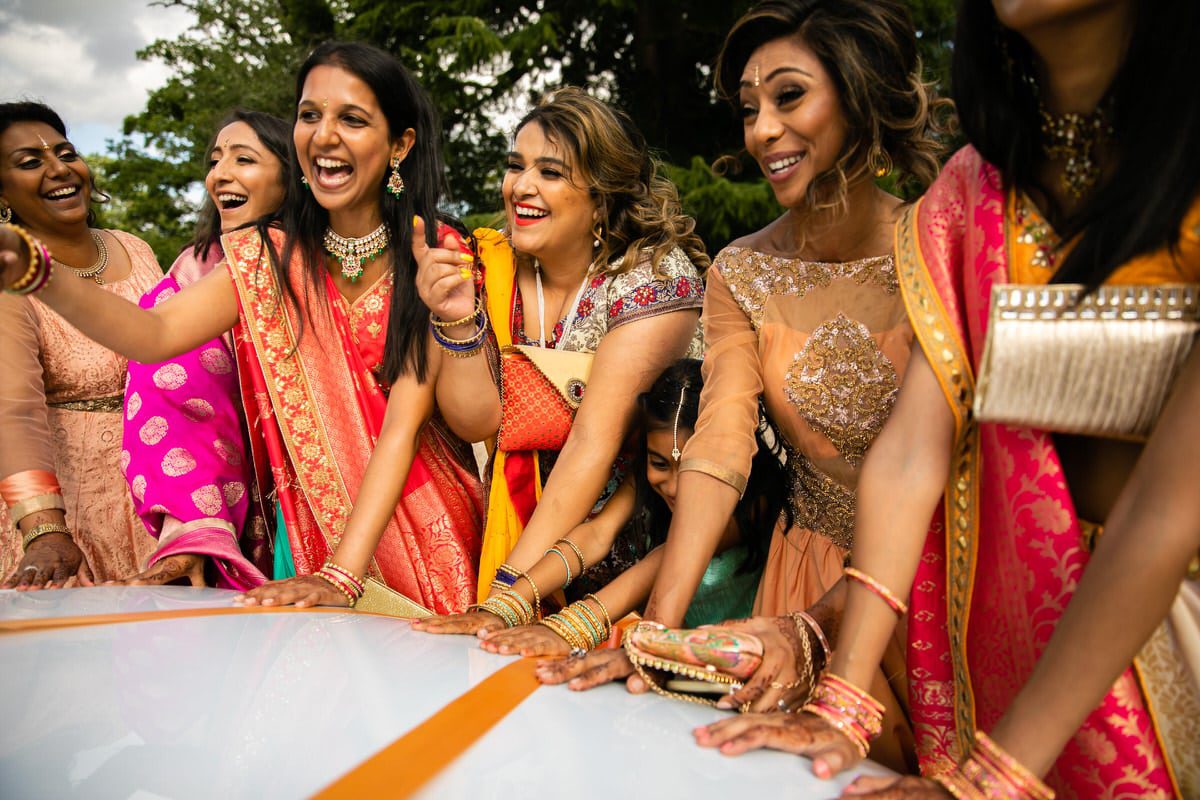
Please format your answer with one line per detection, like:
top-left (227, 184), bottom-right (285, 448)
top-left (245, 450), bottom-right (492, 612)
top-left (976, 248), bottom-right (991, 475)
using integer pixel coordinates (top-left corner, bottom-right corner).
top-left (232, 575), bottom-right (349, 608)
top-left (534, 648), bottom-right (650, 693)
top-left (409, 609), bottom-right (506, 636)
top-left (0, 224), bottom-right (31, 289)
top-left (112, 553), bottom-right (207, 587)
top-left (711, 615), bottom-right (820, 714)
top-left (412, 216), bottom-right (477, 326)
top-left (2, 532), bottom-right (91, 590)
top-left (693, 710), bottom-right (865, 779)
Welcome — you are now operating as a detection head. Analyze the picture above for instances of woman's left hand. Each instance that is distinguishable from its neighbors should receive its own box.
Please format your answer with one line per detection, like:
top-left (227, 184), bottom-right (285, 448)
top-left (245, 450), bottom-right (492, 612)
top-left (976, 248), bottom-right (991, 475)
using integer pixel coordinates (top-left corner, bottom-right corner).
top-left (233, 575), bottom-right (350, 608)
top-left (480, 623), bottom-right (572, 657)
top-left (693, 710), bottom-right (863, 779)
top-left (838, 775), bottom-right (952, 798)
top-left (711, 615), bottom-right (817, 714)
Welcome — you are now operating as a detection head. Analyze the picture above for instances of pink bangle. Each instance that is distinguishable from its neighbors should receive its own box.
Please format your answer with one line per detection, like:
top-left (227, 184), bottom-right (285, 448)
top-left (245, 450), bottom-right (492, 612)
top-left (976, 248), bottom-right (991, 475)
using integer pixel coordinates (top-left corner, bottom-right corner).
top-left (844, 566), bottom-right (908, 615)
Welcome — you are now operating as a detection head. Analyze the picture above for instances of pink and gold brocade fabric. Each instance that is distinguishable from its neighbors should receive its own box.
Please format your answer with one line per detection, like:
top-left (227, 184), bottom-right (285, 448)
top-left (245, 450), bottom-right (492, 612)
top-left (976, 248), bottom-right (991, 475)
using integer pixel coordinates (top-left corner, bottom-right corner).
top-left (897, 146), bottom-right (1193, 797)
top-left (0, 230), bottom-right (160, 580)
top-left (223, 227), bottom-right (484, 614)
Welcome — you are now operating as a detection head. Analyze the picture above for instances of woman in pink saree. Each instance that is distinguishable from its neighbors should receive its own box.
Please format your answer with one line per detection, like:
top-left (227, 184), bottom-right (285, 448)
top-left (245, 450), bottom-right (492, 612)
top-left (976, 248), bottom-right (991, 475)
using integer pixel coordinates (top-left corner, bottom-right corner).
top-left (0, 43), bottom-right (483, 614)
top-left (118, 109), bottom-right (291, 590)
top-left (697, 1), bottom-right (1200, 797)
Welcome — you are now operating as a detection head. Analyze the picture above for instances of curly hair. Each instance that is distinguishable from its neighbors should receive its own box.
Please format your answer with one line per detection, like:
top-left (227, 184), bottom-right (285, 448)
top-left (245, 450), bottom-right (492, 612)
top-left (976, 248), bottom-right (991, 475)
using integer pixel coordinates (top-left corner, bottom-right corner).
top-left (514, 87), bottom-right (710, 275)
top-left (714, 0), bottom-right (950, 217)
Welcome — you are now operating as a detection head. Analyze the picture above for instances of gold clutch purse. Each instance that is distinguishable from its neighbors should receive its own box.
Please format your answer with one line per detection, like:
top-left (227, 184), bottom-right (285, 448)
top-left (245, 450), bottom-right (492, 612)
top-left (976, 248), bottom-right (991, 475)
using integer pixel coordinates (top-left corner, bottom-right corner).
top-left (974, 284), bottom-right (1200, 439)
top-left (356, 577), bottom-right (432, 618)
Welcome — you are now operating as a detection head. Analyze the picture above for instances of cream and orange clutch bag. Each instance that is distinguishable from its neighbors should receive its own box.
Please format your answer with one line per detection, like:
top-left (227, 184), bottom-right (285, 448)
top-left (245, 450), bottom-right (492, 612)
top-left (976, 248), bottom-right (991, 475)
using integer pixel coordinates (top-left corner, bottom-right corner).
top-left (496, 344), bottom-right (593, 452)
top-left (974, 284), bottom-right (1200, 439)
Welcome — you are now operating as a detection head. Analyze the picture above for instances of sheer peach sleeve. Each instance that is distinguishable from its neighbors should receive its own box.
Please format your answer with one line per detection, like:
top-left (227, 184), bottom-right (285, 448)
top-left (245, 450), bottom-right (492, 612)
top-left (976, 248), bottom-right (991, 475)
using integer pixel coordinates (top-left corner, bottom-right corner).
top-left (0, 294), bottom-right (55, 480)
top-left (679, 262), bottom-right (762, 494)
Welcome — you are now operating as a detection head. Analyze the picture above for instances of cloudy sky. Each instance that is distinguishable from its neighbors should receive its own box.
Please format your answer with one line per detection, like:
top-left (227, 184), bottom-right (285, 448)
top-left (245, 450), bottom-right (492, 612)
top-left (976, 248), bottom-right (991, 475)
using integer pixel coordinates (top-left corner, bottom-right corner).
top-left (0, 0), bottom-right (193, 154)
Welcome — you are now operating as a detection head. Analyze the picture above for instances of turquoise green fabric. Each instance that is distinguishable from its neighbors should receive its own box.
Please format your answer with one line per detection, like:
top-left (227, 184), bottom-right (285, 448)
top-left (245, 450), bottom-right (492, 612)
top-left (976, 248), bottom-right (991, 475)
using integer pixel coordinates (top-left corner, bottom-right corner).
top-left (683, 546), bottom-right (761, 627)
top-left (272, 503), bottom-right (296, 580)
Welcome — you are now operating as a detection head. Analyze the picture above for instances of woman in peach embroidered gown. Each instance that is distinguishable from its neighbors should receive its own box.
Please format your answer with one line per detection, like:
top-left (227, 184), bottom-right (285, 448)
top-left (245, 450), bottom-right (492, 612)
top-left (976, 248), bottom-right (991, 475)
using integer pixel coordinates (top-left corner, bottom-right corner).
top-left (0, 102), bottom-right (159, 586)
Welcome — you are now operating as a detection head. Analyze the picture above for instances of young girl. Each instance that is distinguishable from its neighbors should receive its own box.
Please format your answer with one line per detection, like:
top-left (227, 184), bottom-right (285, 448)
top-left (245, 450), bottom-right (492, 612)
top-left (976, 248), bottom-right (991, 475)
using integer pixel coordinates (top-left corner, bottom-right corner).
top-left (476, 358), bottom-right (790, 658)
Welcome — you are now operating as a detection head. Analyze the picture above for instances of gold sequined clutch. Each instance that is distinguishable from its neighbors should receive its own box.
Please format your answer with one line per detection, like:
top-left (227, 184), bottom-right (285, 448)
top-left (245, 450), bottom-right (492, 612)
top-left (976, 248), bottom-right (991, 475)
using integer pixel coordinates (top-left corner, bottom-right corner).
top-left (974, 284), bottom-right (1200, 439)
top-left (356, 578), bottom-right (432, 618)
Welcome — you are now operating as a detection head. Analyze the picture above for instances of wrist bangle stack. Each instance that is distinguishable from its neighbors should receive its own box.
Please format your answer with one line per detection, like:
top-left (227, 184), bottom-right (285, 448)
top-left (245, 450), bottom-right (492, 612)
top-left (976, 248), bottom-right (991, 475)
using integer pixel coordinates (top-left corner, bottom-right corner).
top-left (21, 522), bottom-right (71, 551)
top-left (314, 560), bottom-right (365, 607)
top-left (801, 673), bottom-right (885, 759)
top-left (934, 731), bottom-right (1055, 800)
top-left (469, 588), bottom-right (535, 628)
top-left (6, 225), bottom-right (53, 296)
top-left (539, 595), bottom-right (613, 655)
top-left (844, 566), bottom-right (909, 616)
top-left (430, 300), bottom-right (488, 358)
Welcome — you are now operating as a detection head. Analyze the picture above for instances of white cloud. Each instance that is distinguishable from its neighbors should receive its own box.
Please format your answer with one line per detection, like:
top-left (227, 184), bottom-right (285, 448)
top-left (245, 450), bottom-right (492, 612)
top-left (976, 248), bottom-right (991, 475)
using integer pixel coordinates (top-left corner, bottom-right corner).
top-left (0, 0), bottom-right (192, 153)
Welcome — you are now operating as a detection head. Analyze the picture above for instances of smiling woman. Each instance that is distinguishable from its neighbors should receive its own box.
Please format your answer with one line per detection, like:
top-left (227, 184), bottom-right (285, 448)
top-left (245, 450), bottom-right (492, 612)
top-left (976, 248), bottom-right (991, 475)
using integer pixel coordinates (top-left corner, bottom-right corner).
top-left (0, 101), bottom-right (161, 588)
top-left (0, 43), bottom-right (485, 615)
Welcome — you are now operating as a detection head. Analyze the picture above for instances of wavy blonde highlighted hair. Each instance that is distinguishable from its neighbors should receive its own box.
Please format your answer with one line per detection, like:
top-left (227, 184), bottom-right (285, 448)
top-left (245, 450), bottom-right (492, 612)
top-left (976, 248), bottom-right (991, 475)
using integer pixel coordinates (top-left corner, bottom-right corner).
top-left (714, 0), bottom-right (951, 220)
top-left (513, 87), bottom-right (710, 275)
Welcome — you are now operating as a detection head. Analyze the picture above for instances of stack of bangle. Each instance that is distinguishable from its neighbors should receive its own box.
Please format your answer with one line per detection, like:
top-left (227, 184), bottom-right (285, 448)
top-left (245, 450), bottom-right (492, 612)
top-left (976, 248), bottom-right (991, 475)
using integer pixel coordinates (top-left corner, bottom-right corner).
top-left (489, 563), bottom-right (541, 619)
top-left (844, 566), bottom-right (909, 616)
top-left (430, 299), bottom-right (488, 358)
top-left (789, 610), bottom-right (831, 672)
top-left (933, 731), bottom-right (1055, 800)
top-left (801, 673), bottom-right (885, 759)
top-left (469, 589), bottom-right (535, 628)
top-left (21, 521), bottom-right (71, 551)
top-left (539, 594), bottom-right (612, 655)
top-left (555, 538), bottom-right (586, 571)
top-left (314, 560), bottom-right (365, 607)
top-left (5, 225), bottom-right (53, 296)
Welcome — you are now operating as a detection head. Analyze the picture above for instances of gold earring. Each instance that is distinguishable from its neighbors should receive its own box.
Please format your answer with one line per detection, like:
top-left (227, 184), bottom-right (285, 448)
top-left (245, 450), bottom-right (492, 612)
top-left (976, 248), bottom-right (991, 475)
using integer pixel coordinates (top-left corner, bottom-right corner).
top-left (386, 154), bottom-right (405, 197)
top-left (591, 221), bottom-right (602, 248)
top-left (868, 145), bottom-right (892, 178)
top-left (0, 200), bottom-right (11, 224)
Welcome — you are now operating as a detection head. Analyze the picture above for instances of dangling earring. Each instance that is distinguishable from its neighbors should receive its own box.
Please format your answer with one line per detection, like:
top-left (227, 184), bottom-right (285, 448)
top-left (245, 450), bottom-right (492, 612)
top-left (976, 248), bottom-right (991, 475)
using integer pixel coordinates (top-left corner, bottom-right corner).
top-left (868, 144), bottom-right (892, 178)
top-left (300, 176), bottom-right (310, 189)
top-left (0, 201), bottom-right (11, 224)
top-left (591, 221), bottom-right (602, 249)
top-left (671, 381), bottom-right (689, 462)
top-left (386, 154), bottom-right (405, 197)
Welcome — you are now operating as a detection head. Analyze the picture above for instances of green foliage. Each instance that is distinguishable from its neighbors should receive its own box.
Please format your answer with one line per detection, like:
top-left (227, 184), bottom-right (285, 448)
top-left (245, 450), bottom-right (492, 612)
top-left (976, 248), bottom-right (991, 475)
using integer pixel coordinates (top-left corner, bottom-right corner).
top-left (102, 0), bottom-right (955, 263)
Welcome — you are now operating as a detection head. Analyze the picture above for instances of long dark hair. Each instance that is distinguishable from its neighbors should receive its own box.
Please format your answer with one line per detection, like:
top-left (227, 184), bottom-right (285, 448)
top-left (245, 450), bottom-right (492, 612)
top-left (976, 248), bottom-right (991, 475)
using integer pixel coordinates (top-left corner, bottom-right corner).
top-left (953, 1), bottom-right (1200, 286)
top-left (632, 359), bottom-right (790, 573)
top-left (262, 41), bottom-right (446, 383)
top-left (0, 101), bottom-right (109, 225)
top-left (193, 109), bottom-right (292, 260)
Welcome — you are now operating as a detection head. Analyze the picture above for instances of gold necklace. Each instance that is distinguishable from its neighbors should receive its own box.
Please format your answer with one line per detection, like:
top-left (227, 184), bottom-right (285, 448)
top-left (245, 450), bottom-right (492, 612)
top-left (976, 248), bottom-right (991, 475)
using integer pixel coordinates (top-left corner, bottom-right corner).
top-left (323, 223), bottom-right (389, 282)
top-left (1038, 100), bottom-right (1113, 200)
top-left (53, 230), bottom-right (109, 285)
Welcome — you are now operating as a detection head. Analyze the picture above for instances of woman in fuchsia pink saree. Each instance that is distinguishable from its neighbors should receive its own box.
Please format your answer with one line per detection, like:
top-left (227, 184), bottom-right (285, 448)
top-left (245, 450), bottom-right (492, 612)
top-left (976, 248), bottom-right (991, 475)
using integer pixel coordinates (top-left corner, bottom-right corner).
top-left (697, 1), bottom-right (1200, 797)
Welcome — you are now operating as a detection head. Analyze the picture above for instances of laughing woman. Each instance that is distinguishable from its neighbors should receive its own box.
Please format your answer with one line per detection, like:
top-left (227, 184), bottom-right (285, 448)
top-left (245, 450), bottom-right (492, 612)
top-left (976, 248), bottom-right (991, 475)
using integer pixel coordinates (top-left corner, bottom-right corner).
top-left (0, 102), bottom-right (160, 588)
top-left (117, 109), bottom-right (291, 589)
top-left (0, 42), bottom-right (484, 613)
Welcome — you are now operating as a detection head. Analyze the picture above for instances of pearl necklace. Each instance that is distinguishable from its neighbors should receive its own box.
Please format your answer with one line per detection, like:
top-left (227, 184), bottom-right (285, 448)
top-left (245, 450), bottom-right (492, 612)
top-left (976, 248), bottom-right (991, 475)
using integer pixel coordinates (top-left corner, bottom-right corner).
top-left (53, 230), bottom-right (109, 285)
top-left (323, 223), bottom-right (389, 282)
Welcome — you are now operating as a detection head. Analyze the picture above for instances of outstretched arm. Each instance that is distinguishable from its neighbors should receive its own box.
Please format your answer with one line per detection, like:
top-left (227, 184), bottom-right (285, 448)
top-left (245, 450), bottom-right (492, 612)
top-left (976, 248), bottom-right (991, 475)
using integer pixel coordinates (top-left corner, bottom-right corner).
top-left (236, 342), bottom-right (439, 607)
top-left (0, 225), bottom-right (238, 362)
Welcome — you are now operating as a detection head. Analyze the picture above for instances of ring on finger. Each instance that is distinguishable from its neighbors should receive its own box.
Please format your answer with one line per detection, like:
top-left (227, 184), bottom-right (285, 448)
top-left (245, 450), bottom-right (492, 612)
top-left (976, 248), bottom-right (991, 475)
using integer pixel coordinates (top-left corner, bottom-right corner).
top-left (769, 679), bottom-right (802, 691)
top-left (21, 565), bottom-right (39, 575)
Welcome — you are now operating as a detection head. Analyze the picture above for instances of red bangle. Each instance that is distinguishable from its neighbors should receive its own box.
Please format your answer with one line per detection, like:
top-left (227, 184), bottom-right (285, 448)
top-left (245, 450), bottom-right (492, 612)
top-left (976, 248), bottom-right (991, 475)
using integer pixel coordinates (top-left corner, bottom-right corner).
top-left (844, 566), bottom-right (908, 615)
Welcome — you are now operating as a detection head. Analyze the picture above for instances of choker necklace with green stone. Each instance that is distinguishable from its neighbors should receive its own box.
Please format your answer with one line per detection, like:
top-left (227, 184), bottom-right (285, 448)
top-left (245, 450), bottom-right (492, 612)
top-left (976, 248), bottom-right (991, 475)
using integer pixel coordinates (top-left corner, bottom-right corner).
top-left (323, 223), bottom-right (389, 282)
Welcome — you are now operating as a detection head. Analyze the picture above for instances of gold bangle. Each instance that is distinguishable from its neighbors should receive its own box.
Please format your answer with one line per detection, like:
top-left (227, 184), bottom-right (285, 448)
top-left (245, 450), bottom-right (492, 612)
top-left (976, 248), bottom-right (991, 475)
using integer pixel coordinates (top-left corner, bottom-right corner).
top-left (512, 569), bottom-right (541, 619)
top-left (6, 225), bottom-right (42, 292)
top-left (22, 522), bottom-right (71, 551)
top-left (545, 546), bottom-right (573, 586)
top-left (555, 538), bottom-right (586, 572)
top-left (789, 610), bottom-right (831, 670)
top-left (583, 593), bottom-right (613, 632)
top-left (8, 492), bottom-right (66, 527)
top-left (314, 569), bottom-right (358, 607)
top-left (430, 298), bottom-right (483, 328)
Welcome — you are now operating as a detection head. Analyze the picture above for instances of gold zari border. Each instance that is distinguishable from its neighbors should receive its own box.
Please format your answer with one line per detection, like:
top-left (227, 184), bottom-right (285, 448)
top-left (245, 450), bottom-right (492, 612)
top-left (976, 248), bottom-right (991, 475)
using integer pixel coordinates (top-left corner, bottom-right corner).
top-left (895, 201), bottom-right (981, 759)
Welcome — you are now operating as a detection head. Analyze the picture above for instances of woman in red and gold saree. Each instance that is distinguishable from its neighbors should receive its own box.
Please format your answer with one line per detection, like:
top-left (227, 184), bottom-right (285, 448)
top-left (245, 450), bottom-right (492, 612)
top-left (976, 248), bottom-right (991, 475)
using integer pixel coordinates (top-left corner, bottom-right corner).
top-left (698, 1), bottom-right (1200, 797)
top-left (0, 43), bottom-right (483, 614)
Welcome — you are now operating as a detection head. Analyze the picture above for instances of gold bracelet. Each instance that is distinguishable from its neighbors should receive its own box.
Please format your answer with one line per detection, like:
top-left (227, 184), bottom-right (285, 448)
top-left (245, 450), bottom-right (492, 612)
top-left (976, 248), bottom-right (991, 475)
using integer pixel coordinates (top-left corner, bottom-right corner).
top-left (545, 546), bottom-right (573, 586)
top-left (429, 298), bottom-right (483, 328)
top-left (583, 593), bottom-right (613, 632)
top-left (22, 522), bottom-right (71, 551)
top-left (6, 225), bottom-right (42, 292)
top-left (512, 569), bottom-right (541, 620)
top-left (8, 492), bottom-right (66, 527)
top-left (555, 538), bottom-right (586, 572)
top-left (313, 569), bottom-right (358, 607)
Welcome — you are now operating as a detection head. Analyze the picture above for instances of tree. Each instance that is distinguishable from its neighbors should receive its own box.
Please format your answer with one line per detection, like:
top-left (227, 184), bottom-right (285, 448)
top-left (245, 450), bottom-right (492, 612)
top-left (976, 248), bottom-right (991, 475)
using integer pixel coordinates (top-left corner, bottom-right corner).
top-left (100, 0), bottom-right (955, 266)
